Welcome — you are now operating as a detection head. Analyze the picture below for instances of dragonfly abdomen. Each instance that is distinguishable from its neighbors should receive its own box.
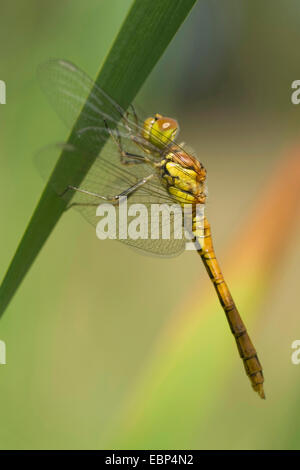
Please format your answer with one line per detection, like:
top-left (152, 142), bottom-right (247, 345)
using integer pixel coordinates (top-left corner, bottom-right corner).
top-left (193, 215), bottom-right (265, 399)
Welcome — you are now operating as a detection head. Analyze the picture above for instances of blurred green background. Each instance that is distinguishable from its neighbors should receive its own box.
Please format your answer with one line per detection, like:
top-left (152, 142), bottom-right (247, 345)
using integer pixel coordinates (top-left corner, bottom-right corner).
top-left (0, 0), bottom-right (300, 449)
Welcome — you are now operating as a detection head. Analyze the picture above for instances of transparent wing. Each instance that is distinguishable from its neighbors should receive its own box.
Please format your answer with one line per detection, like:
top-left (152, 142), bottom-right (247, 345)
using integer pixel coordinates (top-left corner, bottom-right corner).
top-left (37, 59), bottom-right (187, 155)
top-left (36, 59), bottom-right (193, 256)
top-left (38, 59), bottom-right (129, 131)
top-left (35, 132), bottom-right (186, 257)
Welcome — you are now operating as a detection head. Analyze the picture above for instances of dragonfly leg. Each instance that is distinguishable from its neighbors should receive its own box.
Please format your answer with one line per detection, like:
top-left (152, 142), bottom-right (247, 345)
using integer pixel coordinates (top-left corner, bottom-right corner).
top-left (129, 104), bottom-right (139, 128)
top-left (62, 174), bottom-right (154, 210)
top-left (104, 120), bottom-right (147, 166)
top-left (120, 104), bottom-right (138, 132)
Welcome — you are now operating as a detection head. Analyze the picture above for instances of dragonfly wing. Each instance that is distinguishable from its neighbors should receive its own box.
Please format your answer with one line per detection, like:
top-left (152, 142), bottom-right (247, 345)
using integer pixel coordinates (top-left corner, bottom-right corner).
top-left (35, 136), bottom-right (186, 257)
top-left (37, 59), bottom-right (184, 154)
top-left (38, 59), bottom-right (161, 163)
top-left (37, 59), bottom-right (191, 256)
top-left (38, 59), bottom-right (133, 132)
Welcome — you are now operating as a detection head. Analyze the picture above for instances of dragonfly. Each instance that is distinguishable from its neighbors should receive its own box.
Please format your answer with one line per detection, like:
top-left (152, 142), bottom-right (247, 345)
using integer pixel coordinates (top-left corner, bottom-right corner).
top-left (37, 59), bottom-right (265, 399)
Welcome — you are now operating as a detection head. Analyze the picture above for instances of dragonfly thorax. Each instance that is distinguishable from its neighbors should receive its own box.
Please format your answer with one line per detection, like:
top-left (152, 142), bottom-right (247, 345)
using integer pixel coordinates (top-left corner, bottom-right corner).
top-left (160, 148), bottom-right (207, 205)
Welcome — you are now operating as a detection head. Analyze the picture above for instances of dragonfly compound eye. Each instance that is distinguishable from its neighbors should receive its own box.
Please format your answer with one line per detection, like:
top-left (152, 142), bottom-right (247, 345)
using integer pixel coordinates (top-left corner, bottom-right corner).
top-left (150, 116), bottom-right (179, 148)
top-left (142, 116), bottom-right (156, 142)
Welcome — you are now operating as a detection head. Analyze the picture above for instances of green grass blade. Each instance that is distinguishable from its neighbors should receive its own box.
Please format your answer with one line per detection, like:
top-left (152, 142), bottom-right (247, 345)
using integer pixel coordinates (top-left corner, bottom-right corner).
top-left (0, 0), bottom-right (197, 317)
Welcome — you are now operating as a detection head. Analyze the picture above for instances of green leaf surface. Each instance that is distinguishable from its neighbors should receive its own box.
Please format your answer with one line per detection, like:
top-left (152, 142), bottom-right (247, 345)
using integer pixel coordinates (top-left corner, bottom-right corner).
top-left (0, 0), bottom-right (197, 317)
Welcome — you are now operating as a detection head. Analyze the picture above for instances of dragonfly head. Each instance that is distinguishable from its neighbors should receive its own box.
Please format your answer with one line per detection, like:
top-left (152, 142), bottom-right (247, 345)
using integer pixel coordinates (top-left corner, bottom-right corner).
top-left (142, 114), bottom-right (179, 149)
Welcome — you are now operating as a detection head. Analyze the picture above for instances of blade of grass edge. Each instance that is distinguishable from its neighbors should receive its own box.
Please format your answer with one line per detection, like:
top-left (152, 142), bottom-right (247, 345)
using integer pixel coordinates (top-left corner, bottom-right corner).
top-left (0, 0), bottom-right (197, 317)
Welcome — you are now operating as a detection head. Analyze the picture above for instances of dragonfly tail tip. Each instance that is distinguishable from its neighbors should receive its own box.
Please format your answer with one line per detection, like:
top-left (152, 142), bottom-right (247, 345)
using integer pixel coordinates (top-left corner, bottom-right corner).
top-left (256, 384), bottom-right (266, 399)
